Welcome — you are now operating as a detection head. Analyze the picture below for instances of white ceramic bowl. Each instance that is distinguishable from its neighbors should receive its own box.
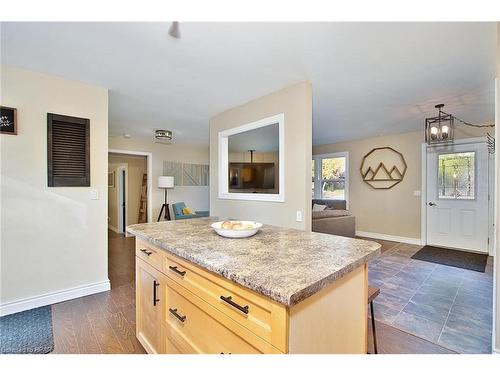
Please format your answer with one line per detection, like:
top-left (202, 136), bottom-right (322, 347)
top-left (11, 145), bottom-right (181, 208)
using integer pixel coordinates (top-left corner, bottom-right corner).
top-left (211, 221), bottom-right (263, 238)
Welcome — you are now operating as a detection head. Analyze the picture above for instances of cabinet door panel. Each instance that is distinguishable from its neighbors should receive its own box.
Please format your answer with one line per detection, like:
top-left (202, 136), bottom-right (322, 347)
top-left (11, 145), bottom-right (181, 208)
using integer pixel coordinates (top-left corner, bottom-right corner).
top-left (136, 258), bottom-right (165, 353)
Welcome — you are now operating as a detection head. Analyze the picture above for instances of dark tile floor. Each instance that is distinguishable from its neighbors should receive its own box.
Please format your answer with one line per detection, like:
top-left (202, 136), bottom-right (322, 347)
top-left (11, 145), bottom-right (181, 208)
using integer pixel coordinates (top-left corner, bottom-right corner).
top-left (367, 240), bottom-right (493, 354)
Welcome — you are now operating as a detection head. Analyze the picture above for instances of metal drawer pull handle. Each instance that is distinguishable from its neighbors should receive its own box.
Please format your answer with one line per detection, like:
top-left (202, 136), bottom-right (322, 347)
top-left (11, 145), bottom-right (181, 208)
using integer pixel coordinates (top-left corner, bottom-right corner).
top-left (140, 248), bottom-right (153, 256)
top-left (220, 295), bottom-right (249, 314)
top-left (169, 308), bottom-right (186, 322)
top-left (153, 280), bottom-right (160, 306)
top-left (169, 265), bottom-right (186, 276)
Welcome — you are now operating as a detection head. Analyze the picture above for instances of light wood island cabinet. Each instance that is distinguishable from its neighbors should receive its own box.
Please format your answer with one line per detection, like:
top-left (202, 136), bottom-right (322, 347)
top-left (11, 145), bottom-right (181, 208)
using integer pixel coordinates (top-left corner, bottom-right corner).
top-left (134, 228), bottom-right (379, 354)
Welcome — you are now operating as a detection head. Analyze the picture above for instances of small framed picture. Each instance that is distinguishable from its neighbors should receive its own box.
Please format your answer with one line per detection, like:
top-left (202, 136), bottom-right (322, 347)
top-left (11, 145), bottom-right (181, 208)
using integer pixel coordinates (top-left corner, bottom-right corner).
top-left (108, 171), bottom-right (115, 188)
top-left (1, 106), bottom-right (17, 135)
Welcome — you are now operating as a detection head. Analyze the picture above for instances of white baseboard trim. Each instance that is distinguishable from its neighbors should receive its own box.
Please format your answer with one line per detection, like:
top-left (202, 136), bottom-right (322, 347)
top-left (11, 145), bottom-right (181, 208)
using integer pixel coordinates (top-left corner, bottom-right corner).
top-left (356, 231), bottom-right (422, 246)
top-left (0, 279), bottom-right (110, 317)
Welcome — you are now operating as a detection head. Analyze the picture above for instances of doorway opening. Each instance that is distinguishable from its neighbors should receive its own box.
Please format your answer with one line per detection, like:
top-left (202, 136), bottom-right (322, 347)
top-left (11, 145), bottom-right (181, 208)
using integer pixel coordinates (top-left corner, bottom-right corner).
top-left (108, 150), bottom-right (152, 289)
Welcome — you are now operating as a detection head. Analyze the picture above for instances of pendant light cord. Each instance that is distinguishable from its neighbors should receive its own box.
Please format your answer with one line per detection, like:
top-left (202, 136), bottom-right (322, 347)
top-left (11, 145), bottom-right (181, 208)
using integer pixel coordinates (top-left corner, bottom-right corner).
top-left (440, 110), bottom-right (495, 128)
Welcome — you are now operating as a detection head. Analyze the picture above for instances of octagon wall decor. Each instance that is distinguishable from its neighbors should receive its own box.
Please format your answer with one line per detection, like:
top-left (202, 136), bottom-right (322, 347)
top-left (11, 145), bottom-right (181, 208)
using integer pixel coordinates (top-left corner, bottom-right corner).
top-left (360, 147), bottom-right (407, 189)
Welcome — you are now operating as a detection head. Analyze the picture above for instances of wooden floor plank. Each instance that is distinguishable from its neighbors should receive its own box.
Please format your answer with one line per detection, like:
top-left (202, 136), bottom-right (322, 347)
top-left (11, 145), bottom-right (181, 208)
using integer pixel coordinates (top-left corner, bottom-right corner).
top-left (70, 298), bottom-right (102, 354)
top-left (51, 301), bottom-right (80, 354)
top-left (85, 293), bottom-right (125, 354)
top-left (103, 309), bottom-right (145, 354)
top-left (92, 285), bottom-right (145, 354)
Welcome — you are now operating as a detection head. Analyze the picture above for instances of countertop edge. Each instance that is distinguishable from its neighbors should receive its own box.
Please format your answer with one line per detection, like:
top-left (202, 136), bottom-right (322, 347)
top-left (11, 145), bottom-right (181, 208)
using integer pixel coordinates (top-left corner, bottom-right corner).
top-left (127, 227), bottom-right (381, 307)
top-left (288, 247), bottom-right (380, 306)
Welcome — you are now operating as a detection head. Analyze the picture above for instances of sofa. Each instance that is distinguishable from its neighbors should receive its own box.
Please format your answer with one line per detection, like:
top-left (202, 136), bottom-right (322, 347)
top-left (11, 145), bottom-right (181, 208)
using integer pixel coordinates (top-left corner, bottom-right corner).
top-left (172, 202), bottom-right (209, 220)
top-left (311, 199), bottom-right (356, 238)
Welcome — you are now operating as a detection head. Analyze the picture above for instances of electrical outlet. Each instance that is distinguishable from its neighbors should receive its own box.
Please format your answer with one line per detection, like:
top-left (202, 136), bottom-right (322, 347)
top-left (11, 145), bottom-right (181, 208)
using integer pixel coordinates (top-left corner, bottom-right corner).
top-left (296, 210), bottom-right (303, 222)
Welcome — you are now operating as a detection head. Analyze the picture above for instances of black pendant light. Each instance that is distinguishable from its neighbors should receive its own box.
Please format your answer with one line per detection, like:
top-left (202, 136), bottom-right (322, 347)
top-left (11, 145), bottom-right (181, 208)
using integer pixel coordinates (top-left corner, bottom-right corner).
top-left (425, 104), bottom-right (454, 144)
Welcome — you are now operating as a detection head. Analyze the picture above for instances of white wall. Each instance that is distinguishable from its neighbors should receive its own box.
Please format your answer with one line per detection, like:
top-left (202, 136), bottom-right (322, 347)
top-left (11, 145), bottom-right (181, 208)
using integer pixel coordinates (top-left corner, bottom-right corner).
top-left (209, 82), bottom-right (312, 230)
top-left (314, 131), bottom-right (422, 240)
top-left (0, 66), bottom-right (109, 315)
top-left (108, 137), bottom-right (209, 220)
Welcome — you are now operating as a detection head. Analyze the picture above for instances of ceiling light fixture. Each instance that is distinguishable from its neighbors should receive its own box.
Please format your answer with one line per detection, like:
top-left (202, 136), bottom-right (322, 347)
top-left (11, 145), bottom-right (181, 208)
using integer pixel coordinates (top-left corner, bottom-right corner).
top-left (425, 104), bottom-right (454, 144)
top-left (424, 104), bottom-right (495, 147)
top-left (155, 129), bottom-right (172, 143)
top-left (168, 22), bottom-right (180, 39)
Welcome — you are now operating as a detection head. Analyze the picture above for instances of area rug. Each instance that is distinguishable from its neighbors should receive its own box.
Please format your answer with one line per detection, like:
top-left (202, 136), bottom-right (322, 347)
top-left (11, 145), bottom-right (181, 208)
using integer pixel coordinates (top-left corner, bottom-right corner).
top-left (411, 245), bottom-right (487, 272)
top-left (0, 306), bottom-right (54, 354)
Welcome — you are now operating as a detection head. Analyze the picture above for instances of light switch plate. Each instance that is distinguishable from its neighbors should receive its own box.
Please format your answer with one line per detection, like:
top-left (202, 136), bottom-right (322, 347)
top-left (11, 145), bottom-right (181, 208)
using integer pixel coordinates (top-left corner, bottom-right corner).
top-left (90, 189), bottom-right (99, 200)
top-left (413, 190), bottom-right (421, 197)
top-left (296, 210), bottom-right (303, 222)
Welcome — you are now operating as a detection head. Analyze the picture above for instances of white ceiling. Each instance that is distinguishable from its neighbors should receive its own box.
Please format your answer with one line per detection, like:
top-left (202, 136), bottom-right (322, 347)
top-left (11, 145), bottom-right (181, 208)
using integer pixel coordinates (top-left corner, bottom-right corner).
top-left (1, 22), bottom-right (496, 145)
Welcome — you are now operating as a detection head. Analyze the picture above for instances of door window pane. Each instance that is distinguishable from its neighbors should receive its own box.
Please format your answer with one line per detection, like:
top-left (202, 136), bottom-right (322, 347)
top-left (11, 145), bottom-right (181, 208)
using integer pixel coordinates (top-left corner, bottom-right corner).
top-left (438, 152), bottom-right (475, 200)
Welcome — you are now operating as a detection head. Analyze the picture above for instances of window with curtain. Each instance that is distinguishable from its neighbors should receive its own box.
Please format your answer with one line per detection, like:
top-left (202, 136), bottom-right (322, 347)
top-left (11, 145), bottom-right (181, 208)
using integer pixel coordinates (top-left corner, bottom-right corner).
top-left (312, 152), bottom-right (349, 202)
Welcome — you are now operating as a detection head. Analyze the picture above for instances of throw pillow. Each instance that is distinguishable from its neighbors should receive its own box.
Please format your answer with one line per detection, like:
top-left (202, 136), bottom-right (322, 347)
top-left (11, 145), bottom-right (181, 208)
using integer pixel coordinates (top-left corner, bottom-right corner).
top-left (182, 207), bottom-right (195, 215)
top-left (312, 203), bottom-right (327, 212)
top-left (312, 210), bottom-right (351, 220)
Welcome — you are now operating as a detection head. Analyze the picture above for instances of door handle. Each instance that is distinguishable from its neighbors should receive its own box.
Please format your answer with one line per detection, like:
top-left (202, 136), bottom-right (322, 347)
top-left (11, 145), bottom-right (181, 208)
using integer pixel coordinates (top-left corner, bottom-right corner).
top-left (428, 202), bottom-right (437, 207)
top-left (169, 308), bottom-right (186, 323)
top-left (168, 265), bottom-right (186, 276)
top-left (220, 295), bottom-right (249, 314)
top-left (153, 280), bottom-right (160, 306)
top-left (140, 248), bottom-right (153, 256)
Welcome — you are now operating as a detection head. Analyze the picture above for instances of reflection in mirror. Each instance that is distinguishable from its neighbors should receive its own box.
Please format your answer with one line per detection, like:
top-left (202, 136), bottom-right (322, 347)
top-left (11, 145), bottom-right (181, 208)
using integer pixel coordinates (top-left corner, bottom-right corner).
top-left (228, 123), bottom-right (279, 194)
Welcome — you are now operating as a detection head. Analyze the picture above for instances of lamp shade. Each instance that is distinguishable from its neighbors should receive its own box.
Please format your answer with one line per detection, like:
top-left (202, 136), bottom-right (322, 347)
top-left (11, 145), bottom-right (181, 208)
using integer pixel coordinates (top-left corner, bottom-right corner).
top-left (158, 176), bottom-right (174, 189)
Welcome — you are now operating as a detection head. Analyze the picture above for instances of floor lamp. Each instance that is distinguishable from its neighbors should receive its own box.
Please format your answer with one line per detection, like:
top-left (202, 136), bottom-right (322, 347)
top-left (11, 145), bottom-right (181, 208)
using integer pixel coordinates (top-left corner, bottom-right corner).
top-left (157, 176), bottom-right (174, 221)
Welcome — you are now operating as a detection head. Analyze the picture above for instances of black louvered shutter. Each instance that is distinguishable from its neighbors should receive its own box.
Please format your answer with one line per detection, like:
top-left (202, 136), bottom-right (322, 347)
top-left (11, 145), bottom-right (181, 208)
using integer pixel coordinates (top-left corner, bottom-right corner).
top-left (47, 113), bottom-right (90, 187)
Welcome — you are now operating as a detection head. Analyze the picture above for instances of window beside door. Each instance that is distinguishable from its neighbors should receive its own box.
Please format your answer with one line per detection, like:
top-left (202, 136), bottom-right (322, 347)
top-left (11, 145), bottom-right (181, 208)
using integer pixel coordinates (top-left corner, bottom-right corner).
top-left (312, 152), bottom-right (349, 203)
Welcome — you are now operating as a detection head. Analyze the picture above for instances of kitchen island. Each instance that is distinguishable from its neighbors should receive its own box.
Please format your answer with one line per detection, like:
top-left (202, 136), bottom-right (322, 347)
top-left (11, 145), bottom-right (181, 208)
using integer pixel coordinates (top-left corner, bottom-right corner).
top-left (127, 218), bottom-right (381, 354)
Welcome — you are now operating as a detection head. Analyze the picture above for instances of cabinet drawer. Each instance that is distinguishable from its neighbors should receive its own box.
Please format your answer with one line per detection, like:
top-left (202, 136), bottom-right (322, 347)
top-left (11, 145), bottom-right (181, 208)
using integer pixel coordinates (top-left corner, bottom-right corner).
top-left (164, 278), bottom-right (281, 354)
top-left (165, 335), bottom-right (183, 354)
top-left (164, 253), bottom-right (287, 352)
top-left (136, 238), bottom-right (165, 272)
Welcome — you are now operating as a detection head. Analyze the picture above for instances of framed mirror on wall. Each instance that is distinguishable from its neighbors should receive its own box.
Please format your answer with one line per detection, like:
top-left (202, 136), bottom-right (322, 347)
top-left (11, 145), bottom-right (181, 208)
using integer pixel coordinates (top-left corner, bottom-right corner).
top-left (218, 113), bottom-right (284, 202)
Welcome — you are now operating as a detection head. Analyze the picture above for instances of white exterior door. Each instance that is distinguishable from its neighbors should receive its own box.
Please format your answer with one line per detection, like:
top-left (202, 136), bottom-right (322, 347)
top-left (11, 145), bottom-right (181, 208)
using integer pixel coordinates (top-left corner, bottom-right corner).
top-left (426, 141), bottom-right (489, 253)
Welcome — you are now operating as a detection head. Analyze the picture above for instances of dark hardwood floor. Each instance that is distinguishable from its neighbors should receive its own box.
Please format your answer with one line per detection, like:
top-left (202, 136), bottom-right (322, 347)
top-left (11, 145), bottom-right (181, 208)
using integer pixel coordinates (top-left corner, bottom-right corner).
top-left (50, 231), bottom-right (457, 354)
top-left (51, 231), bottom-right (144, 354)
top-left (108, 230), bottom-right (136, 288)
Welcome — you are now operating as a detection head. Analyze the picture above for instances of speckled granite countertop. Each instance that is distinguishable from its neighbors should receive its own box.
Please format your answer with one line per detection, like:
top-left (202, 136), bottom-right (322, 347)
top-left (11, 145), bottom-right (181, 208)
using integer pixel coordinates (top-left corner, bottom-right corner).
top-left (127, 218), bottom-right (380, 307)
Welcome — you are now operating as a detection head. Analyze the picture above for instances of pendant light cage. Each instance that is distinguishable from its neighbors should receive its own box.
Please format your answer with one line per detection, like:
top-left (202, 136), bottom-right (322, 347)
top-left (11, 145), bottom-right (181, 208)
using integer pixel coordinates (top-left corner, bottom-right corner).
top-left (425, 104), bottom-right (455, 145)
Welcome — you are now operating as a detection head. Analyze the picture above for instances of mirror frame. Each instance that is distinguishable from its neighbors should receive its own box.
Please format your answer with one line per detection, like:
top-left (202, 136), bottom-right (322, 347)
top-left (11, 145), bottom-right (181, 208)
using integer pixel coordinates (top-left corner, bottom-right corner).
top-left (218, 113), bottom-right (285, 202)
